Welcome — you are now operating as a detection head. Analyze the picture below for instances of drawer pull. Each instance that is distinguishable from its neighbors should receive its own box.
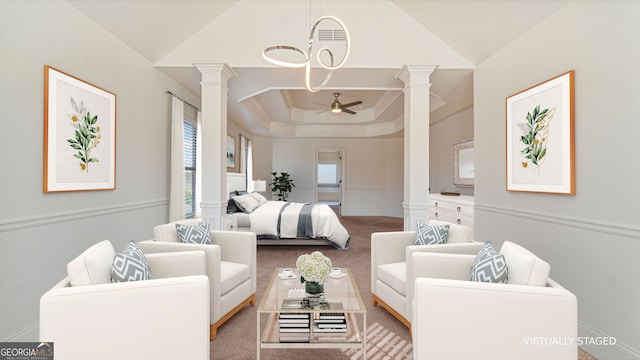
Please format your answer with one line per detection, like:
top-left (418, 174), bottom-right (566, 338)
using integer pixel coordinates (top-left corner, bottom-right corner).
top-left (434, 202), bottom-right (438, 207)
top-left (435, 212), bottom-right (439, 218)
top-left (456, 219), bottom-right (461, 224)
top-left (457, 206), bottom-right (461, 212)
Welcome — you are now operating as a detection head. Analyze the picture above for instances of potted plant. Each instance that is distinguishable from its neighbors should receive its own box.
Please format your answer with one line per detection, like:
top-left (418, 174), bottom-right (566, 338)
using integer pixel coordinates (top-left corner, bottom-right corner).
top-left (270, 171), bottom-right (295, 201)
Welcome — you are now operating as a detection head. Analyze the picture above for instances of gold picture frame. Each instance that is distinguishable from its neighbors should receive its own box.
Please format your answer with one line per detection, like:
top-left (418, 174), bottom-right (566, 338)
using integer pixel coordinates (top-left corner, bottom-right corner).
top-left (506, 70), bottom-right (574, 194)
top-left (44, 66), bottom-right (116, 192)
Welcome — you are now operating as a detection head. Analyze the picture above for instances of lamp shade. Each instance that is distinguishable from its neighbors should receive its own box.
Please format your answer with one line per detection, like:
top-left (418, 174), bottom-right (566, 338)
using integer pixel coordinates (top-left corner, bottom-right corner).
top-left (253, 180), bottom-right (266, 192)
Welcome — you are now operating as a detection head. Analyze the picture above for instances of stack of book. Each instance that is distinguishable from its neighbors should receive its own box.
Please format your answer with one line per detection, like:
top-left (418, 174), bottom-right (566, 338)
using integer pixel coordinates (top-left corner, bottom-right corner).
top-left (278, 312), bottom-right (310, 343)
top-left (312, 312), bottom-right (348, 342)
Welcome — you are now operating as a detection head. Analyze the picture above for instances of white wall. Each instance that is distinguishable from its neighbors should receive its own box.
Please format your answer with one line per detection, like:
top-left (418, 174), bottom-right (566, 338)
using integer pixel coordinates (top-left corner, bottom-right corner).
top-left (430, 106), bottom-right (474, 196)
top-left (474, 2), bottom-right (640, 359)
top-left (0, 1), bottom-right (195, 341)
top-left (254, 136), bottom-right (404, 216)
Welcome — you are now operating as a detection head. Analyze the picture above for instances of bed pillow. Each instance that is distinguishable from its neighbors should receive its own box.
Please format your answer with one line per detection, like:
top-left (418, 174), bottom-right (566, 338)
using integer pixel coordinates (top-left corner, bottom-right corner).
top-left (111, 241), bottom-right (153, 283)
top-left (176, 222), bottom-right (213, 244)
top-left (227, 201), bottom-right (239, 214)
top-left (247, 192), bottom-right (268, 206)
top-left (414, 223), bottom-right (449, 245)
top-left (232, 193), bottom-right (261, 213)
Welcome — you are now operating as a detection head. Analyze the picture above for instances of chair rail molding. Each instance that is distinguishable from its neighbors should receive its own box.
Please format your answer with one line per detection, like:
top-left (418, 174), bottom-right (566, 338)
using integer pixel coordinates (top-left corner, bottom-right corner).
top-left (475, 203), bottom-right (640, 239)
top-left (0, 199), bottom-right (168, 233)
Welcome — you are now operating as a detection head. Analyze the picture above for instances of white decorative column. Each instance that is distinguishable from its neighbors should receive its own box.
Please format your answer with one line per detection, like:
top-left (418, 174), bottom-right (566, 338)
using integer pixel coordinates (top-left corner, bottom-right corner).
top-left (396, 65), bottom-right (436, 231)
top-left (195, 63), bottom-right (236, 230)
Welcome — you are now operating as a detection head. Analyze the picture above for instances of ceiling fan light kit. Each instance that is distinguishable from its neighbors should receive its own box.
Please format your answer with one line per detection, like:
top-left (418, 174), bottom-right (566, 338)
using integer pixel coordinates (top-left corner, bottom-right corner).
top-left (262, 15), bottom-right (351, 92)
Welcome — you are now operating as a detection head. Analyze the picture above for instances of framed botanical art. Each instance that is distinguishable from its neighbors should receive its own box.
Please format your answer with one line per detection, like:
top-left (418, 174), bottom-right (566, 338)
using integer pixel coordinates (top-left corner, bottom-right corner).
top-left (506, 70), bottom-right (574, 194)
top-left (44, 66), bottom-right (116, 192)
top-left (226, 134), bottom-right (236, 169)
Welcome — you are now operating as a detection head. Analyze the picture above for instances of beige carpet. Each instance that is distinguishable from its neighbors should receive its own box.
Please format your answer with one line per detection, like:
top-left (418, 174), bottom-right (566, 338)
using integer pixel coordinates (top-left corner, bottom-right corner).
top-left (209, 215), bottom-right (597, 360)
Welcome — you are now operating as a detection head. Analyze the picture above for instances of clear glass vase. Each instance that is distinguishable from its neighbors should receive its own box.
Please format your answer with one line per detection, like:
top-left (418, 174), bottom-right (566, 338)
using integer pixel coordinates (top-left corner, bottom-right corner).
top-left (305, 281), bottom-right (324, 294)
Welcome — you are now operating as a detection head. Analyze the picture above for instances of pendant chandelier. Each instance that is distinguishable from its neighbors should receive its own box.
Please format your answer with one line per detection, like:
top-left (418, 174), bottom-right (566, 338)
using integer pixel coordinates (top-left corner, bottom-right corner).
top-left (262, 15), bottom-right (351, 92)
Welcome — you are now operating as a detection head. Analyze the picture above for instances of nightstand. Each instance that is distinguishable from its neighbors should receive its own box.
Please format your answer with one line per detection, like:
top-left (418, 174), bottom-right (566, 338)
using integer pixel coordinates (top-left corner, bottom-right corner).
top-left (224, 216), bottom-right (238, 231)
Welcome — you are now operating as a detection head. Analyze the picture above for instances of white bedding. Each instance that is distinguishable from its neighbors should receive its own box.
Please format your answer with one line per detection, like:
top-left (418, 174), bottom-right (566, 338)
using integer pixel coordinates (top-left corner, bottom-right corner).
top-left (246, 201), bottom-right (350, 250)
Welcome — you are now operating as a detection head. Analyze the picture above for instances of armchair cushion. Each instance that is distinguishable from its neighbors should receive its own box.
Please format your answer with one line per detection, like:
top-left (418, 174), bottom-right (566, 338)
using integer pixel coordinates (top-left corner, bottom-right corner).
top-left (220, 261), bottom-right (251, 295)
top-left (377, 262), bottom-right (407, 296)
top-left (414, 223), bottom-right (449, 245)
top-left (468, 242), bottom-right (508, 283)
top-left (500, 241), bottom-right (550, 286)
top-left (67, 240), bottom-right (115, 286)
top-left (176, 222), bottom-right (213, 245)
top-left (111, 241), bottom-right (153, 282)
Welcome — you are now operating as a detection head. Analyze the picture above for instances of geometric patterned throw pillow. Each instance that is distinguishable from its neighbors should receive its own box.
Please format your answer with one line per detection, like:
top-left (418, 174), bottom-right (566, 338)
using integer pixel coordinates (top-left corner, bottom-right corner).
top-left (111, 241), bottom-right (153, 283)
top-left (176, 222), bottom-right (213, 245)
top-left (414, 223), bottom-right (450, 245)
top-left (468, 241), bottom-right (508, 283)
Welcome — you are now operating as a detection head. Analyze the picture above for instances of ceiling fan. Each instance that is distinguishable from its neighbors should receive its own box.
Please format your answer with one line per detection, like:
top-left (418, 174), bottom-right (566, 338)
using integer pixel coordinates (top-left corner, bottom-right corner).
top-left (319, 92), bottom-right (363, 115)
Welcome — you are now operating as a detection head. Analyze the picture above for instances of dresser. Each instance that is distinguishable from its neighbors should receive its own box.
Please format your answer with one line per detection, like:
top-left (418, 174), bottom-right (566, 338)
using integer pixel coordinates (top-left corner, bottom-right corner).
top-left (428, 194), bottom-right (474, 228)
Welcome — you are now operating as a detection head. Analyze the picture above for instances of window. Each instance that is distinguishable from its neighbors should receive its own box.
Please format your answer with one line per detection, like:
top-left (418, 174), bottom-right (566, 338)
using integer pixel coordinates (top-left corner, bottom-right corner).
top-left (184, 120), bottom-right (197, 218)
top-left (317, 164), bottom-right (338, 185)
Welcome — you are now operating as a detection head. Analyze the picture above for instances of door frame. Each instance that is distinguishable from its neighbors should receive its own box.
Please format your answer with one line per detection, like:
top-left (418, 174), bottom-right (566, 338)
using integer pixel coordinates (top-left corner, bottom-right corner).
top-left (315, 147), bottom-right (346, 215)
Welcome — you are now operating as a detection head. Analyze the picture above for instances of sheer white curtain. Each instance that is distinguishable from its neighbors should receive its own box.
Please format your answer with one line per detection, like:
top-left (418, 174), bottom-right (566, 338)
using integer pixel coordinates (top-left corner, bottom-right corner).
top-left (241, 135), bottom-right (254, 192)
top-left (169, 97), bottom-right (185, 221)
top-left (195, 110), bottom-right (203, 218)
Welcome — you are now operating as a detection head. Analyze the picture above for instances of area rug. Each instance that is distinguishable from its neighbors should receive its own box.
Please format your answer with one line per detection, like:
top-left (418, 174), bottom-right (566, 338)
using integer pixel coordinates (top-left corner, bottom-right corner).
top-left (341, 322), bottom-right (412, 360)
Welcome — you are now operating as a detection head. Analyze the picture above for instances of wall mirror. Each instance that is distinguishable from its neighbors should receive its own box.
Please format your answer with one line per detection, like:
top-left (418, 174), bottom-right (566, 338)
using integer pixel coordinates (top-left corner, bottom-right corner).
top-left (454, 139), bottom-right (474, 186)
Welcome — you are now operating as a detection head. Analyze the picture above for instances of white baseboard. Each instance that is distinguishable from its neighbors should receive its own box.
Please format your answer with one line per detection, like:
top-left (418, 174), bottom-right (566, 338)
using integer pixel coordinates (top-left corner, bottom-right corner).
top-left (2, 322), bottom-right (39, 342)
top-left (579, 321), bottom-right (640, 359)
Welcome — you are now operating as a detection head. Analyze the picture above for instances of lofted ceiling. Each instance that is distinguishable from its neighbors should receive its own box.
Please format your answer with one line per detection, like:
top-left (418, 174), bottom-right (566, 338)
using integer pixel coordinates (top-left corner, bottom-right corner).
top-left (67, 0), bottom-right (569, 138)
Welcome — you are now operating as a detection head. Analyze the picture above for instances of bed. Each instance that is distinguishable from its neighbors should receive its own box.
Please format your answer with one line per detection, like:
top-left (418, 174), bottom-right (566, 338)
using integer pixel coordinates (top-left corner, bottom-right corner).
top-left (227, 191), bottom-right (350, 250)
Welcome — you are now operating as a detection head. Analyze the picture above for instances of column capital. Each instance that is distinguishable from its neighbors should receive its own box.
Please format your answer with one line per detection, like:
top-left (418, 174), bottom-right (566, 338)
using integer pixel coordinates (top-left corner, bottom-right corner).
top-left (194, 63), bottom-right (237, 83)
top-left (395, 64), bottom-right (438, 84)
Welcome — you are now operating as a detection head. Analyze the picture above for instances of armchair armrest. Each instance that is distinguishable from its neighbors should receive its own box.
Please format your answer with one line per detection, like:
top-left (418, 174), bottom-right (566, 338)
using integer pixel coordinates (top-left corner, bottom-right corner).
top-left (406, 241), bottom-right (484, 262)
top-left (212, 231), bottom-right (256, 265)
top-left (412, 277), bottom-right (577, 360)
top-left (138, 240), bottom-right (222, 324)
top-left (40, 275), bottom-right (210, 360)
top-left (371, 231), bottom-right (415, 292)
top-left (212, 230), bottom-right (256, 294)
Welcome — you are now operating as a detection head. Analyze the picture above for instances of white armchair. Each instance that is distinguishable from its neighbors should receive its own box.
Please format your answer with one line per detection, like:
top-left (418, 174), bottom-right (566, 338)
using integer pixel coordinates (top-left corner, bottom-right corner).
top-left (40, 240), bottom-right (210, 360)
top-left (138, 219), bottom-right (256, 340)
top-left (411, 241), bottom-right (578, 360)
top-left (371, 219), bottom-right (483, 329)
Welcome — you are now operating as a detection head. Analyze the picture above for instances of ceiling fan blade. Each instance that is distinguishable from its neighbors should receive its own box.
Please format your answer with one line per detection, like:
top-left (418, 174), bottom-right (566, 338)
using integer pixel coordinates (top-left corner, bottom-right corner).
top-left (315, 109), bottom-right (331, 114)
top-left (342, 108), bottom-right (357, 115)
top-left (341, 100), bottom-right (363, 108)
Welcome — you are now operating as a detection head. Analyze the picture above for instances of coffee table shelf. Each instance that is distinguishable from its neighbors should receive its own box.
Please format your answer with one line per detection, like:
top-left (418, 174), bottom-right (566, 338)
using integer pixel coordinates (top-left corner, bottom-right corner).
top-left (257, 268), bottom-right (367, 359)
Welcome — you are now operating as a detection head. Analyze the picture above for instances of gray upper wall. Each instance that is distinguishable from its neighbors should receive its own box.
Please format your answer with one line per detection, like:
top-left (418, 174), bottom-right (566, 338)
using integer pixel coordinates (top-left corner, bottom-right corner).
top-left (474, 2), bottom-right (639, 359)
top-left (0, 1), bottom-right (199, 340)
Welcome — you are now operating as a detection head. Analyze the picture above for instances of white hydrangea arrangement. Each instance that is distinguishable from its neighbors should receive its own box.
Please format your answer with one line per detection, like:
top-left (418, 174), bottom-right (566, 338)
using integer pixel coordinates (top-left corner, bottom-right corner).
top-left (296, 251), bottom-right (332, 284)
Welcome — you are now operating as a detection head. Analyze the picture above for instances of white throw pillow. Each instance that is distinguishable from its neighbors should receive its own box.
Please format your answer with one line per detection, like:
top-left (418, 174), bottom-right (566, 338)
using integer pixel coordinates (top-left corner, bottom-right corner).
top-left (233, 193), bottom-right (261, 213)
top-left (500, 241), bottom-right (550, 286)
top-left (247, 192), bottom-right (268, 206)
top-left (67, 240), bottom-right (116, 286)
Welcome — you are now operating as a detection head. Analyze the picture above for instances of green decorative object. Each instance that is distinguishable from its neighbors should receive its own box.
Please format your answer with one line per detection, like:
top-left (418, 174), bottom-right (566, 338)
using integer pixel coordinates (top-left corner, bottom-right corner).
top-left (270, 171), bottom-right (295, 201)
top-left (305, 281), bottom-right (324, 294)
